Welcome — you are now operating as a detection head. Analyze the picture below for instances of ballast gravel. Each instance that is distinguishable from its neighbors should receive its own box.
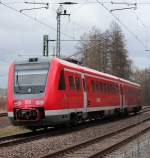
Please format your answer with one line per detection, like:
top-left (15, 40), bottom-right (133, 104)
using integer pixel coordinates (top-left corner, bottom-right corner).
top-left (104, 129), bottom-right (150, 158)
top-left (0, 113), bottom-right (149, 158)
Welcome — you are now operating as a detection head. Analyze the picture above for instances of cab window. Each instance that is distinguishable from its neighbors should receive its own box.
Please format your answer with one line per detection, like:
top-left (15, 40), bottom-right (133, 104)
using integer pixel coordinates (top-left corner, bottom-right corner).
top-left (58, 70), bottom-right (66, 90)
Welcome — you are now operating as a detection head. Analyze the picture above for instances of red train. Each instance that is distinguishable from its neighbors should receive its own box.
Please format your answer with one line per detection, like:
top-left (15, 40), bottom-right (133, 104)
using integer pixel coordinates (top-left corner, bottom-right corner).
top-left (7, 57), bottom-right (141, 129)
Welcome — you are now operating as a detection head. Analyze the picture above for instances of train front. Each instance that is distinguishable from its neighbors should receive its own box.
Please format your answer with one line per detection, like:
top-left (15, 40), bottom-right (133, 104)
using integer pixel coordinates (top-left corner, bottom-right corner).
top-left (7, 58), bottom-right (50, 128)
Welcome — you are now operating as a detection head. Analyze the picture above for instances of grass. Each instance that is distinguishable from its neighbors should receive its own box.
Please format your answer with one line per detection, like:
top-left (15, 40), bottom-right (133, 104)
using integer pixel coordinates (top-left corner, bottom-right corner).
top-left (0, 126), bottom-right (30, 137)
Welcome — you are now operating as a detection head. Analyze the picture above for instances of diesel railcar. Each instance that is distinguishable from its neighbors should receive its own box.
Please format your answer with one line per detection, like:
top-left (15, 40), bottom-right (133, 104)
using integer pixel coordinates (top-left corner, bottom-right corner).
top-left (7, 57), bottom-right (141, 129)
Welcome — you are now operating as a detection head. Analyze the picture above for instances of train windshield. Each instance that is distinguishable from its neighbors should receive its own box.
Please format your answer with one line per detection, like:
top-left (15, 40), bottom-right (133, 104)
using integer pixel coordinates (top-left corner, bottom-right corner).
top-left (14, 63), bottom-right (49, 94)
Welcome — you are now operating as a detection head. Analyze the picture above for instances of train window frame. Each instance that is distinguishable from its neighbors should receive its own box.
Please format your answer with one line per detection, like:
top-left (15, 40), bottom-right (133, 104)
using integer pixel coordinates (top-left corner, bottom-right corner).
top-left (114, 84), bottom-right (117, 95)
top-left (114, 85), bottom-right (117, 95)
top-left (91, 80), bottom-right (95, 92)
top-left (58, 70), bottom-right (66, 90)
top-left (110, 83), bottom-right (113, 94)
top-left (82, 79), bottom-right (86, 92)
top-left (113, 84), bottom-right (116, 95)
top-left (111, 84), bottom-right (115, 95)
top-left (75, 77), bottom-right (80, 91)
top-left (68, 76), bottom-right (75, 90)
top-left (103, 82), bottom-right (107, 93)
top-left (96, 81), bottom-right (99, 93)
top-left (99, 81), bottom-right (103, 93)
top-left (107, 83), bottom-right (111, 94)
top-left (116, 84), bottom-right (119, 94)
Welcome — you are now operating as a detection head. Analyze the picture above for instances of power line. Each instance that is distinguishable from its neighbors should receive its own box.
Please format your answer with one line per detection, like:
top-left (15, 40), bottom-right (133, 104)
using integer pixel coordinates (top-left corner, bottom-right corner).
top-left (49, 39), bottom-right (107, 42)
top-left (96, 0), bottom-right (146, 49)
top-left (4, 1), bottom-right (150, 5)
top-left (0, 1), bottom-right (75, 39)
top-left (122, 0), bottom-right (149, 49)
top-left (1, 1), bottom-right (148, 51)
top-left (67, 33), bottom-right (112, 57)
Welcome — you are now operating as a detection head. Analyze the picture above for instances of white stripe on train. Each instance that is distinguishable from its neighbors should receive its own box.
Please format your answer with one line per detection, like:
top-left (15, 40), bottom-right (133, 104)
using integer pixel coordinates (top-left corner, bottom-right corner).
top-left (8, 105), bottom-right (137, 117)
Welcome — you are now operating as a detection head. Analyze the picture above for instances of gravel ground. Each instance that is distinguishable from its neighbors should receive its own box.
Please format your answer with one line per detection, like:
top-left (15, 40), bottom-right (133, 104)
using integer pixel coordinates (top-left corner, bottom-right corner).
top-left (104, 129), bottom-right (150, 158)
top-left (0, 116), bottom-right (11, 129)
top-left (0, 113), bottom-right (149, 158)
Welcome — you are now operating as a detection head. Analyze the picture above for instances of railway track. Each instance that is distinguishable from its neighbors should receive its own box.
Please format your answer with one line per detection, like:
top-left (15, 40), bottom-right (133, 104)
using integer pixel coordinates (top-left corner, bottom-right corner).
top-left (141, 106), bottom-right (150, 113)
top-left (0, 112), bottom-right (7, 117)
top-left (0, 108), bottom-right (150, 149)
top-left (41, 114), bottom-right (150, 158)
top-left (0, 128), bottom-right (57, 148)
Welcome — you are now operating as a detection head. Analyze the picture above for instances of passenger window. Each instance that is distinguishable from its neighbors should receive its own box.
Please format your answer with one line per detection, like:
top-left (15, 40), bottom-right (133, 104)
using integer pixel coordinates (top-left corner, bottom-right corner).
top-left (114, 85), bottom-right (117, 95)
top-left (82, 79), bottom-right (86, 92)
top-left (107, 83), bottom-right (110, 94)
top-left (112, 84), bottom-right (115, 94)
top-left (75, 77), bottom-right (80, 90)
top-left (68, 76), bottom-right (75, 90)
top-left (116, 85), bottom-right (118, 94)
top-left (109, 84), bottom-right (112, 93)
top-left (96, 81), bottom-right (99, 92)
top-left (104, 83), bottom-right (107, 93)
top-left (58, 70), bottom-right (66, 90)
top-left (99, 82), bottom-right (103, 93)
top-left (91, 80), bottom-right (95, 92)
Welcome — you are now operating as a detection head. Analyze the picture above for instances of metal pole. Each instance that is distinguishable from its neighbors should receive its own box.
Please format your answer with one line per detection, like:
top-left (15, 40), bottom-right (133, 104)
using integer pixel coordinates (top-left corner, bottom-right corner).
top-left (56, 12), bottom-right (61, 57)
top-left (55, 3), bottom-right (77, 58)
top-left (56, 5), bottom-right (63, 58)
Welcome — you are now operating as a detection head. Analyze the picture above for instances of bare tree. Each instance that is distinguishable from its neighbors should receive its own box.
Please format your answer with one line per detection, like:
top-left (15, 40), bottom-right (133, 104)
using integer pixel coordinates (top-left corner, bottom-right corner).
top-left (109, 22), bottom-right (131, 79)
top-left (76, 22), bottom-right (132, 79)
top-left (133, 68), bottom-right (150, 106)
top-left (77, 27), bottom-right (112, 72)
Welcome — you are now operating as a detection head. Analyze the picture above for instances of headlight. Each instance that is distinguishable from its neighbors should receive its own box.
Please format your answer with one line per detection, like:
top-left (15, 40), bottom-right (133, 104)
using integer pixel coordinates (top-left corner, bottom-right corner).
top-left (14, 101), bottom-right (22, 106)
top-left (35, 100), bottom-right (44, 105)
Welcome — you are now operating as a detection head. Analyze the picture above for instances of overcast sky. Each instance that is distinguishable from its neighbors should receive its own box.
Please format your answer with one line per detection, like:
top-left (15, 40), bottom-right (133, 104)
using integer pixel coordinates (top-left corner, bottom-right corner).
top-left (0, 0), bottom-right (150, 88)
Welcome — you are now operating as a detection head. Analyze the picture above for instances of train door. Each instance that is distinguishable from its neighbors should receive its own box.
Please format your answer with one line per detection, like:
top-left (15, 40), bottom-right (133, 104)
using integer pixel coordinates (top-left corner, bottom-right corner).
top-left (81, 74), bottom-right (88, 118)
top-left (64, 70), bottom-right (83, 110)
top-left (120, 84), bottom-right (124, 109)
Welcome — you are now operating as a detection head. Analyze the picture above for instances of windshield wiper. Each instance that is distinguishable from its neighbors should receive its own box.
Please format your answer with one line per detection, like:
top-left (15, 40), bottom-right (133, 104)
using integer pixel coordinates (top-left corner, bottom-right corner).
top-left (16, 73), bottom-right (21, 91)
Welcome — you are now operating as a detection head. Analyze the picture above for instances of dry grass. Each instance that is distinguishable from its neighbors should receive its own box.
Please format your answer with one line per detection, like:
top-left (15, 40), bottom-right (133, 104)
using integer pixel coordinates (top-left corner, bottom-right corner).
top-left (0, 126), bottom-right (29, 137)
top-left (0, 96), bottom-right (6, 112)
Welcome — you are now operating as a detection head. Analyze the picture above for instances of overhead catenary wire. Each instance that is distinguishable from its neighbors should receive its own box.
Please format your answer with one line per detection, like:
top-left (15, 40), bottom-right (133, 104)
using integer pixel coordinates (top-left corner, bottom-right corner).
top-left (0, 1), bottom-right (75, 39)
top-left (95, 0), bottom-right (146, 49)
top-left (122, 0), bottom-right (149, 50)
top-left (4, 1), bottom-right (150, 5)
top-left (0, 0), bottom-right (149, 54)
top-left (2, 0), bottom-right (150, 46)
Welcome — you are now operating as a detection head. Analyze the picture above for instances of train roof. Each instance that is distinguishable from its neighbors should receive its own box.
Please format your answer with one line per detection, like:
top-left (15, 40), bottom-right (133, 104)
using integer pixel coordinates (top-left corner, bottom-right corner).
top-left (12, 56), bottom-right (140, 88)
top-left (13, 56), bottom-right (51, 65)
top-left (55, 58), bottom-right (140, 87)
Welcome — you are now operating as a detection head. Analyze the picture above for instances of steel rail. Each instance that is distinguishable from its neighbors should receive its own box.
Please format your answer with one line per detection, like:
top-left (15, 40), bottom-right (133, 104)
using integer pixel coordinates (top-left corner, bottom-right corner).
top-left (41, 114), bottom-right (150, 158)
top-left (0, 112), bottom-right (7, 117)
top-left (89, 126), bottom-right (150, 158)
top-left (0, 129), bottom-right (56, 147)
top-left (0, 108), bottom-right (149, 148)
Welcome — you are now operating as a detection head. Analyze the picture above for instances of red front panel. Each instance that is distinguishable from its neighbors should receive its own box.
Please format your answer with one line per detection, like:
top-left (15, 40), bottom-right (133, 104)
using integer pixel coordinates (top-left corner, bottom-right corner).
top-left (44, 60), bottom-right (84, 111)
top-left (7, 63), bottom-right (14, 112)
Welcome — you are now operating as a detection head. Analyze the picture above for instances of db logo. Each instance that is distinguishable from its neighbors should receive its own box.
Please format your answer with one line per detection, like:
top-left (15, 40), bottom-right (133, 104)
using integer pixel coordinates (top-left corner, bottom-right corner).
top-left (25, 100), bottom-right (31, 104)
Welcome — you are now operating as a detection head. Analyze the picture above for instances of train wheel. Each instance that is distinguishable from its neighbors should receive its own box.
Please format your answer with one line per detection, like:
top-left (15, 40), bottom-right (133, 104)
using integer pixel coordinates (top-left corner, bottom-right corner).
top-left (133, 107), bottom-right (138, 115)
top-left (70, 113), bottom-right (78, 127)
top-left (26, 127), bottom-right (37, 132)
top-left (44, 126), bottom-right (49, 131)
top-left (123, 108), bottom-right (129, 116)
top-left (114, 109), bottom-right (120, 117)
